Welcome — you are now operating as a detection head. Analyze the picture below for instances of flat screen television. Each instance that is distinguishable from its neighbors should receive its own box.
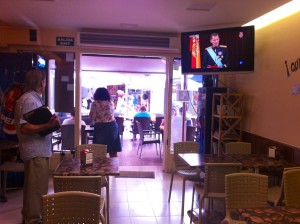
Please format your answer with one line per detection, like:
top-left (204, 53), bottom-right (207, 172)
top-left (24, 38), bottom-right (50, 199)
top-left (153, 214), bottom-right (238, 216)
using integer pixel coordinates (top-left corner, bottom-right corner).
top-left (181, 25), bottom-right (255, 75)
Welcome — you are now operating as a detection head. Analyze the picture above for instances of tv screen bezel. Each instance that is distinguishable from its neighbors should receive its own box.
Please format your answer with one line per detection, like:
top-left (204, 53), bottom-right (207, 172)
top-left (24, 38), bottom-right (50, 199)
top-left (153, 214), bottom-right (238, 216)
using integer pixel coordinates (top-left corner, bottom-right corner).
top-left (181, 25), bottom-right (255, 75)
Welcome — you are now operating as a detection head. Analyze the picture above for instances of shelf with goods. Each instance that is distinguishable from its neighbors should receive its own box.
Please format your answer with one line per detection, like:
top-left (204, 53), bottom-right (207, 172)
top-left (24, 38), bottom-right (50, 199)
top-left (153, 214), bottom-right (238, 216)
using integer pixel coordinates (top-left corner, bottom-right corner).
top-left (211, 93), bottom-right (243, 155)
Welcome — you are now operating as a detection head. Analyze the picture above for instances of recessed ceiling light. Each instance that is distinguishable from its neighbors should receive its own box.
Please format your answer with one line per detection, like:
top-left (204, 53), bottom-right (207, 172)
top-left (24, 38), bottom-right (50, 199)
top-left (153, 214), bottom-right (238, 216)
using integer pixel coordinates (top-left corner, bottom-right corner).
top-left (186, 1), bottom-right (217, 11)
top-left (120, 23), bottom-right (139, 28)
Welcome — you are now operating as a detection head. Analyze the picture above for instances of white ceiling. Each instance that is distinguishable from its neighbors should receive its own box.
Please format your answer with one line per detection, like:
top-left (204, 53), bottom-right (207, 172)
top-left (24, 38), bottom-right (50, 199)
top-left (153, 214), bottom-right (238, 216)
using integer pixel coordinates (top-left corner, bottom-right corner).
top-left (0, 0), bottom-right (290, 33)
top-left (0, 0), bottom-right (291, 75)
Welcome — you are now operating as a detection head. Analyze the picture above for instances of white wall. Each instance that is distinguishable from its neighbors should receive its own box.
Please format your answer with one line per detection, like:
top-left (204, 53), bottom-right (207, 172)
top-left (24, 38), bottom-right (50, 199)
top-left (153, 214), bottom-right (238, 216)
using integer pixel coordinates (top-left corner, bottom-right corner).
top-left (225, 12), bottom-right (300, 148)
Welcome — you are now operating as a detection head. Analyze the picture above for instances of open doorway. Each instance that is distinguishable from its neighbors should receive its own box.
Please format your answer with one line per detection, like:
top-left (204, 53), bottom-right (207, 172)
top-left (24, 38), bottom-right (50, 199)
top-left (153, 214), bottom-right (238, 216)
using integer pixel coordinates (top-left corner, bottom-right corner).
top-left (81, 54), bottom-right (166, 166)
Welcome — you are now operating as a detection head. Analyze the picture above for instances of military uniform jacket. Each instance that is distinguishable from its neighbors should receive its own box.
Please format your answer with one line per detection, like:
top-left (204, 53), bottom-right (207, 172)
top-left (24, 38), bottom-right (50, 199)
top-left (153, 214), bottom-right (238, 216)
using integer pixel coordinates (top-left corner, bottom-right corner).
top-left (202, 45), bottom-right (229, 68)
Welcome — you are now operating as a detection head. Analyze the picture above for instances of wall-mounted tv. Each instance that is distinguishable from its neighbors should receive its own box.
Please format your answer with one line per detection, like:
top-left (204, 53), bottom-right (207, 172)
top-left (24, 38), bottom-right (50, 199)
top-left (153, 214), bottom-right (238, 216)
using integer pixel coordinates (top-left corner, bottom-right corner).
top-left (181, 25), bottom-right (255, 75)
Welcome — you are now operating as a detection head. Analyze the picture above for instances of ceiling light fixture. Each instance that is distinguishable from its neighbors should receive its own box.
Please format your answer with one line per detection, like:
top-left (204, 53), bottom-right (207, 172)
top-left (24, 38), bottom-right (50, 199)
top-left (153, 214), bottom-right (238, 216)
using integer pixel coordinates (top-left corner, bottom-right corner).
top-left (243, 0), bottom-right (300, 30)
top-left (186, 1), bottom-right (217, 11)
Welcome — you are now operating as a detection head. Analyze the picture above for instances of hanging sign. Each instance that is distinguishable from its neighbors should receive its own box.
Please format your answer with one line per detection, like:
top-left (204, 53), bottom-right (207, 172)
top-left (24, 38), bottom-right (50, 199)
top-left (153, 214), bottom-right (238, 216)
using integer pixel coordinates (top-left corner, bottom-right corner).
top-left (56, 37), bottom-right (75, 46)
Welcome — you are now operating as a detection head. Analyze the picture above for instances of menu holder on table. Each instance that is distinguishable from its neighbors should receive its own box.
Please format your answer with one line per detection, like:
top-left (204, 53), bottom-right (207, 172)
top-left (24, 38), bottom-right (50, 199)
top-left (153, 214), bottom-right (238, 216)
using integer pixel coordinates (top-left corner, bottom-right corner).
top-left (23, 105), bottom-right (61, 137)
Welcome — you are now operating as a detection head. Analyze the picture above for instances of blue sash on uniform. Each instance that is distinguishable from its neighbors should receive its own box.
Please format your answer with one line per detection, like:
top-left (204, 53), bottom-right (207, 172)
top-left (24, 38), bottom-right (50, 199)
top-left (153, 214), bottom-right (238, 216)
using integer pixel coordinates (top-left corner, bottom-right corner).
top-left (207, 48), bottom-right (223, 67)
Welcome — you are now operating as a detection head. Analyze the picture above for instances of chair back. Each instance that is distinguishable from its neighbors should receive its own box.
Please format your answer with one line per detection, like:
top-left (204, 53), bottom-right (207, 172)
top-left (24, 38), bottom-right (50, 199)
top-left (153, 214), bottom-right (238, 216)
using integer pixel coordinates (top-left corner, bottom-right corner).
top-left (53, 176), bottom-right (103, 195)
top-left (186, 126), bottom-right (196, 142)
top-left (61, 124), bottom-right (86, 154)
top-left (136, 121), bottom-right (145, 142)
top-left (204, 163), bottom-right (242, 195)
top-left (42, 191), bottom-right (101, 224)
top-left (225, 142), bottom-right (251, 154)
top-left (75, 144), bottom-right (107, 159)
top-left (269, 166), bottom-right (300, 206)
top-left (283, 169), bottom-right (300, 206)
top-left (225, 173), bottom-right (268, 211)
top-left (133, 117), bottom-right (151, 135)
top-left (115, 116), bottom-right (125, 135)
top-left (173, 142), bottom-right (200, 168)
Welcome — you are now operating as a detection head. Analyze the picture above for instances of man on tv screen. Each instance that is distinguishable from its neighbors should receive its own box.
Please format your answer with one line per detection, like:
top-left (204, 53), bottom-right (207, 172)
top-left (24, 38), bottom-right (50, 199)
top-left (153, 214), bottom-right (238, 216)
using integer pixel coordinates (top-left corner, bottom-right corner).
top-left (202, 32), bottom-right (229, 69)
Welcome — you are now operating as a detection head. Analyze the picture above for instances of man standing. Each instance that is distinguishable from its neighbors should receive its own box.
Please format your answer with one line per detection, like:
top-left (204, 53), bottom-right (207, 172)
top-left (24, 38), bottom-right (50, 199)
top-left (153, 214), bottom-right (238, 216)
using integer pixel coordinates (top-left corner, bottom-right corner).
top-left (14, 70), bottom-right (60, 224)
top-left (202, 32), bottom-right (229, 68)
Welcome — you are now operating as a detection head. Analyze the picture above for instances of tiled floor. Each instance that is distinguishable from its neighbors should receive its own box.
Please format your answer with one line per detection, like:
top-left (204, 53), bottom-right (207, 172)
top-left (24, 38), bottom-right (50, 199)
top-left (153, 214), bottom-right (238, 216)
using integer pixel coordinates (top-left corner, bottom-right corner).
top-left (0, 131), bottom-right (225, 224)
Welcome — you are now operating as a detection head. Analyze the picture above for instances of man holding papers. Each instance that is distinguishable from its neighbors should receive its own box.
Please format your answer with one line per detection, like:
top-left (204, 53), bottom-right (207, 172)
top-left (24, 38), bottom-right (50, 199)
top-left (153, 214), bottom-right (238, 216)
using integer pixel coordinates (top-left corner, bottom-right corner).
top-left (14, 70), bottom-right (60, 224)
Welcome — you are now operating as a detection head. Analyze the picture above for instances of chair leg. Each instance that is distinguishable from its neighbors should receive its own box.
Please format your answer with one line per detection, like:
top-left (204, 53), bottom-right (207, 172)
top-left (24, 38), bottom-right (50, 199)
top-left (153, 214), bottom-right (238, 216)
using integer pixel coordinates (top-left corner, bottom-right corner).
top-left (155, 144), bottom-right (158, 156)
top-left (168, 172), bottom-right (174, 202)
top-left (181, 179), bottom-right (186, 217)
top-left (139, 145), bottom-right (143, 159)
top-left (106, 178), bottom-right (110, 224)
top-left (190, 185), bottom-right (196, 224)
top-left (0, 171), bottom-right (8, 202)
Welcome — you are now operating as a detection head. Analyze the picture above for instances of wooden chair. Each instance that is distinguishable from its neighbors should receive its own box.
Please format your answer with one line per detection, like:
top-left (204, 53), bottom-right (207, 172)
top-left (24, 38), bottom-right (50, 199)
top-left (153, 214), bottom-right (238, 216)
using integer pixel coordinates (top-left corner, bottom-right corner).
top-left (283, 168), bottom-right (300, 206)
top-left (53, 176), bottom-right (106, 224)
top-left (221, 173), bottom-right (268, 224)
top-left (136, 121), bottom-right (161, 158)
top-left (168, 141), bottom-right (201, 217)
top-left (191, 163), bottom-right (242, 224)
top-left (224, 141), bottom-right (253, 172)
top-left (42, 191), bottom-right (103, 224)
top-left (0, 161), bottom-right (24, 202)
top-left (268, 166), bottom-right (300, 206)
top-left (75, 144), bottom-right (110, 223)
top-left (225, 142), bottom-right (251, 154)
top-left (75, 143), bottom-right (107, 159)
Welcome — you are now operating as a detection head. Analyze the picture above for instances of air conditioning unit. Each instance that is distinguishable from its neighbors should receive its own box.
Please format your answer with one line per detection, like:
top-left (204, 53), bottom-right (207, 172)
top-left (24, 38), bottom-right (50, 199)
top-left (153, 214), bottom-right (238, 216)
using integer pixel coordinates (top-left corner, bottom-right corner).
top-left (77, 29), bottom-right (180, 50)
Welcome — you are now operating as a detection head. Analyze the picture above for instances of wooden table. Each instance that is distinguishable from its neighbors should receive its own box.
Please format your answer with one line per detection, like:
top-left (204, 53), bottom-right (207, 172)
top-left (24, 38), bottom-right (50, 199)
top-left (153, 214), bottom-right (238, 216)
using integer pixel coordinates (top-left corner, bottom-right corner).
top-left (235, 206), bottom-right (300, 223)
top-left (53, 157), bottom-right (119, 176)
top-left (178, 153), bottom-right (299, 173)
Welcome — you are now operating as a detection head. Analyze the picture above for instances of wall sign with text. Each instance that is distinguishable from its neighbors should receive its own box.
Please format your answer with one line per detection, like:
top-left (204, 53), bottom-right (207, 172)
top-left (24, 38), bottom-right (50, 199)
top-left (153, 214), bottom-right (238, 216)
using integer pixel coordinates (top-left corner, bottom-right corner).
top-left (56, 37), bottom-right (75, 46)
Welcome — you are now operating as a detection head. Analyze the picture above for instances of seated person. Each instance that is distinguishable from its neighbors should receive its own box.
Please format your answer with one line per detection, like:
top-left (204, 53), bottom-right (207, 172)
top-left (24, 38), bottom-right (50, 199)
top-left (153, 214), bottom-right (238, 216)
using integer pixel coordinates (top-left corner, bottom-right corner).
top-left (62, 109), bottom-right (86, 126)
top-left (134, 105), bottom-right (151, 119)
top-left (159, 119), bottom-right (164, 131)
top-left (131, 105), bottom-right (151, 140)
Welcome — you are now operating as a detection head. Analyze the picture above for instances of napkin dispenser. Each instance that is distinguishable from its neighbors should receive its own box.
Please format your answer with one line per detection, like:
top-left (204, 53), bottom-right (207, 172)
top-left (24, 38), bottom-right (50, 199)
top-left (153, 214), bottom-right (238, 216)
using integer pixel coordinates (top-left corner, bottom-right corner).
top-left (268, 146), bottom-right (276, 158)
top-left (80, 149), bottom-right (93, 166)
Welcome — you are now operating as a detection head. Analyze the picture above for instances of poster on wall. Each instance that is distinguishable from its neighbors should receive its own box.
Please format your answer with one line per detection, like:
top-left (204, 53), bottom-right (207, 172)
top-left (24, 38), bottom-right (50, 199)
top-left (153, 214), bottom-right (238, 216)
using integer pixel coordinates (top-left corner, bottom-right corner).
top-left (0, 53), bottom-right (39, 141)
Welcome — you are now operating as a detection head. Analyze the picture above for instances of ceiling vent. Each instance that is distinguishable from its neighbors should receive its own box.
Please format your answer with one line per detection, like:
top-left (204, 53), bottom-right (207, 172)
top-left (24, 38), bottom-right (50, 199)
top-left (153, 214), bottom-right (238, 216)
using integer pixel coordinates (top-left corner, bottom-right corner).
top-left (78, 30), bottom-right (179, 50)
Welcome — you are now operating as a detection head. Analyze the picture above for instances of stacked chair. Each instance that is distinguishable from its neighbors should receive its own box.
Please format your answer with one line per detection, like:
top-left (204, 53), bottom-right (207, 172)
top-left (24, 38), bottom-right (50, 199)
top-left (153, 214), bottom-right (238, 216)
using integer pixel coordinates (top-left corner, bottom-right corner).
top-left (168, 141), bottom-right (201, 217)
top-left (42, 191), bottom-right (102, 224)
top-left (53, 176), bottom-right (106, 224)
top-left (75, 144), bottom-right (109, 223)
top-left (190, 163), bottom-right (242, 224)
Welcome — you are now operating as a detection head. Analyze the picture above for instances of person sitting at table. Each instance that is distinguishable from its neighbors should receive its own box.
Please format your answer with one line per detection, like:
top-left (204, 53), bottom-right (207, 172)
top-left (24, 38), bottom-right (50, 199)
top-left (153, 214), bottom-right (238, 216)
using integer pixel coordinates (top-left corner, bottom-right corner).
top-left (131, 105), bottom-right (151, 139)
top-left (62, 109), bottom-right (86, 126)
top-left (133, 105), bottom-right (151, 119)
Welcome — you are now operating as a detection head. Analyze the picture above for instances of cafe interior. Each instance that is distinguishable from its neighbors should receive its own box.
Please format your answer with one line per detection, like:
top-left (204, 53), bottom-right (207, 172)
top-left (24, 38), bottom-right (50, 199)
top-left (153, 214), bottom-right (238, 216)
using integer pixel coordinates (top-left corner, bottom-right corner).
top-left (1, 1), bottom-right (300, 223)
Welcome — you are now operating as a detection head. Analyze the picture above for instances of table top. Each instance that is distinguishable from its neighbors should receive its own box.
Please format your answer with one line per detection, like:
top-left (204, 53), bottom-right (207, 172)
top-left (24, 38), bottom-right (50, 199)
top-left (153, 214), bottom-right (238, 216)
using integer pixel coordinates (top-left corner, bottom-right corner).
top-left (235, 206), bottom-right (300, 223)
top-left (227, 154), bottom-right (299, 171)
top-left (178, 153), bottom-right (235, 167)
top-left (53, 157), bottom-right (120, 176)
top-left (178, 153), bottom-right (299, 172)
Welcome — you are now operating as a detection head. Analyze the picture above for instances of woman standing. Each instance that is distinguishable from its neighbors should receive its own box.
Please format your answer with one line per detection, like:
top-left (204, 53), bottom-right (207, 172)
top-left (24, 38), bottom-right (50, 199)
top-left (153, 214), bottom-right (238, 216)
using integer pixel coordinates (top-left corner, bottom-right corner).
top-left (89, 87), bottom-right (122, 157)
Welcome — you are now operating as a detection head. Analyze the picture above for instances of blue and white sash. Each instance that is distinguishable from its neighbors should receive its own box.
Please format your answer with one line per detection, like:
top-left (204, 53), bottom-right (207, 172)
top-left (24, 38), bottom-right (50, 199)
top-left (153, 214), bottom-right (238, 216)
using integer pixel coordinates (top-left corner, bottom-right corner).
top-left (207, 48), bottom-right (223, 68)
